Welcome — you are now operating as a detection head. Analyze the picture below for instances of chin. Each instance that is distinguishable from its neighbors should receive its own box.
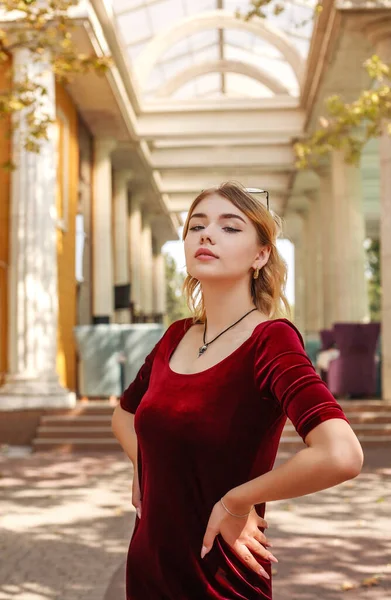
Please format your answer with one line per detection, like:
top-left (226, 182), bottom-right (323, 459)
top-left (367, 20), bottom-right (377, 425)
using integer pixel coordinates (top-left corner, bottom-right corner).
top-left (190, 268), bottom-right (229, 282)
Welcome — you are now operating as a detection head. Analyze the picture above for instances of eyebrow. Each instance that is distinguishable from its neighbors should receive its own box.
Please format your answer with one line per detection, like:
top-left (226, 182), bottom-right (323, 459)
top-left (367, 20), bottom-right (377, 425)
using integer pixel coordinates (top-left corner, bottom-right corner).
top-left (189, 212), bottom-right (247, 224)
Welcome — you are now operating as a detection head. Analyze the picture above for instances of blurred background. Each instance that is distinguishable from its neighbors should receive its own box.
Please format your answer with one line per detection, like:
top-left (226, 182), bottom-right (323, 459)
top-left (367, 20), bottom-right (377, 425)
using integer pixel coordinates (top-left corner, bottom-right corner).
top-left (1, 0), bottom-right (389, 448)
top-left (0, 2), bottom-right (390, 599)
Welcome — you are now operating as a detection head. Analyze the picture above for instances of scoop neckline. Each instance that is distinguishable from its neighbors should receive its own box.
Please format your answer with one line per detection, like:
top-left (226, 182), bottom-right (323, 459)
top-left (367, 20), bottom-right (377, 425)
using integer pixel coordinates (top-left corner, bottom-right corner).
top-left (167, 317), bottom-right (282, 377)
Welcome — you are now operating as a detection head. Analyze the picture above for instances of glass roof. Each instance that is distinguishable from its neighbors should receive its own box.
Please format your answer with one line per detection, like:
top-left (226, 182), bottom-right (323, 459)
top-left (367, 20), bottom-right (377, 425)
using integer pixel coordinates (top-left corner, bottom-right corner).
top-left (112, 0), bottom-right (318, 101)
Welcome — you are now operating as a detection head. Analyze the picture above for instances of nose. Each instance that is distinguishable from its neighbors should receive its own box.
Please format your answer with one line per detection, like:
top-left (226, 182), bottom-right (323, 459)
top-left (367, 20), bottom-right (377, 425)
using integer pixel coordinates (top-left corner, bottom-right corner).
top-left (200, 222), bottom-right (216, 242)
top-left (200, 230), bottom-right (212, 243)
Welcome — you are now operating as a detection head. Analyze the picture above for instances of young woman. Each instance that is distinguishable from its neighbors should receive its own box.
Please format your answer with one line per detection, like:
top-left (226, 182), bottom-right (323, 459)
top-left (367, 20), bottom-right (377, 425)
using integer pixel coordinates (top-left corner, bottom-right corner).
top-left (112, 181), bottom-right (364, 600)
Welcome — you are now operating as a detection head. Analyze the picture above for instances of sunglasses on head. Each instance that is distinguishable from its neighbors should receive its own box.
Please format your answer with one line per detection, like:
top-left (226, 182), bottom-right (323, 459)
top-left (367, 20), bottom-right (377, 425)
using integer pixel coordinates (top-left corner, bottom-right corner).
top-left (245, 188), bottom-right (270, 212)
top-left (201, 186), bottom-right (270, 212)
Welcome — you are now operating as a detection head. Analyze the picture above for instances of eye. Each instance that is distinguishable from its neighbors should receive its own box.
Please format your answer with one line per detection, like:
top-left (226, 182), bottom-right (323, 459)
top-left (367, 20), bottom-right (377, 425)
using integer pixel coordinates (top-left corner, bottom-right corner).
top-left (223, 227), bottom-right (241, 233)
top-left (189, 225), bottom-right (204, 231)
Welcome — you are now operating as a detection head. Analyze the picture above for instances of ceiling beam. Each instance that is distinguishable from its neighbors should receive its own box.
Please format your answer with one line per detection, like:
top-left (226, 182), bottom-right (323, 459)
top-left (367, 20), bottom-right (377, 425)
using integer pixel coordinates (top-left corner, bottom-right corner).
top-left (150, 144), bottom-right (295, 169)
top-left (152, 135), bottom-right (291, 148)
top-left (157, 171), bottom-right (291, 194)
top-left (167, 193), bottom-right (286, 214)
top-left (137, 105), bottom-right (304, 139)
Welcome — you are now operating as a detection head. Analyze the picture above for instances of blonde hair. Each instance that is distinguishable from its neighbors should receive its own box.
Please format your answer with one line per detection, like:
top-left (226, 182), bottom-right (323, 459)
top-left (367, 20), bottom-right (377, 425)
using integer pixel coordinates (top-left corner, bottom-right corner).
top-left (182, 181), bottom-right (290, 324)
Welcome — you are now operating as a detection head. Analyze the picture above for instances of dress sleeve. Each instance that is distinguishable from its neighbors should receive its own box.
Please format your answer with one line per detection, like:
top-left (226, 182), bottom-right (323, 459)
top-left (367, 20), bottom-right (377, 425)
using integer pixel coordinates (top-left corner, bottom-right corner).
top-left (119, 324), bottom-right (173, 414)
top-left (254, 319), bottom-right (350, 442)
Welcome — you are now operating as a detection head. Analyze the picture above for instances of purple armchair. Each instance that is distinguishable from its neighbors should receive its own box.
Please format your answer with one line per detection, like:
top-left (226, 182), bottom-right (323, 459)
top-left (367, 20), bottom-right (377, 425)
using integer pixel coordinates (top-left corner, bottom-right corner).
top-left (318, 329), bottom-right (336, 385)
top-left (320, 329), bottom-right (335, 351)
top-left (328, 322), bottom-right (381, 398)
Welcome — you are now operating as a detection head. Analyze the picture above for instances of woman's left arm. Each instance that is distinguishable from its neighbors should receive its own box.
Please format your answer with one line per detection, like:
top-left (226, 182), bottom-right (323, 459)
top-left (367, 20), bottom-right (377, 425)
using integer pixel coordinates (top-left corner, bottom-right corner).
top-left (223, 417), bottom-right (363, 515)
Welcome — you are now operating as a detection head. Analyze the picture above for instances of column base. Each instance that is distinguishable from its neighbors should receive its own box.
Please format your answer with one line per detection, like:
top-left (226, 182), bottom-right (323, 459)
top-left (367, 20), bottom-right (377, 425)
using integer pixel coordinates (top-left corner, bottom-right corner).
top-left (0, 375), bottom-right (76, 411)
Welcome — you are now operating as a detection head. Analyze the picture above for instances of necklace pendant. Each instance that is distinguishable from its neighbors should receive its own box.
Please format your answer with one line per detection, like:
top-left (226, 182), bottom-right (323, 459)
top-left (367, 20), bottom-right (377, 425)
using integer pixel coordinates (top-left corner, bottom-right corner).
top-left (198, 344), bottom-right (208, 358)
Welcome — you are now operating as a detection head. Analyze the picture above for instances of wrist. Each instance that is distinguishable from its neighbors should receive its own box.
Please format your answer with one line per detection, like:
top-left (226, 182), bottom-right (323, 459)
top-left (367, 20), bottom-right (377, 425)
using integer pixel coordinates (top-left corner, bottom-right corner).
top-left (222, 489), bottom-right (253, 516)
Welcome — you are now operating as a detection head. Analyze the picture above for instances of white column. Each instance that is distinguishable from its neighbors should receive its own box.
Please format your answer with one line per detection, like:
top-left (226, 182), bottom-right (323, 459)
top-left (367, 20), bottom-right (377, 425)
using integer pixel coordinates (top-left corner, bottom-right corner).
top-left (304, 195), bottom-right (324, 335)
top-left (285, 211), bottom-right (306, 335)
top-left (92, 138), bottom-right (116, 324)
top-left (330, 151), bottom-right (369, 322)
top-left (318, 169), bottom-right (335, 329)
top-left (374, 35), bottom-right (391, 402)
top-left (113, 170), bottom-right (132, 324)
top-left (153, 251), bottom-right (167, 319)
top-left (129, 192), bottom-right (143, 317)
top-left (0, 48), bottom-right (75, 409)
top-left (141, 213), bottom-right (154, 319)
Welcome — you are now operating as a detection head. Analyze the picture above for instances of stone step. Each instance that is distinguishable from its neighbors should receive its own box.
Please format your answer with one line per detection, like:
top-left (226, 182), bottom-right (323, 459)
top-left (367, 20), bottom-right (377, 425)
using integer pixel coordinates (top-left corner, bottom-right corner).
top-left (32, 399), bottom-right (391, 453)
top-left (282, 423), bottom-right (391, 436)
top-left (35, 423), bottom-right (391, 441)
top-left (32, 438), bottom-right (122, 453)
top-left (41, 415), bottom-right (114, 427)
top-left (35, 427), bottom-right (116, 440)
top-left (279, 435), bottom-right (391, 448)
top-left (338, 401), bottom-right (391, 412)
top-left (43, 402), bottom-right (116, 417)
top-left (32, 434), bottom-right (391, 453)
top-left (40, 411), bottom-right (391, 427)
top-left (44, 400), bottom-right (391, 416)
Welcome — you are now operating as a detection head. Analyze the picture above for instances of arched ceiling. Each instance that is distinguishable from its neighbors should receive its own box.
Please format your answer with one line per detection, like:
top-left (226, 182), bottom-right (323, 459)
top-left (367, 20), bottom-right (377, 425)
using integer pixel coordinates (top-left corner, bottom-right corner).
top-left (109, 0), bottom-right (318, 222)
top-left (112, 0), bottom-right (317, 101)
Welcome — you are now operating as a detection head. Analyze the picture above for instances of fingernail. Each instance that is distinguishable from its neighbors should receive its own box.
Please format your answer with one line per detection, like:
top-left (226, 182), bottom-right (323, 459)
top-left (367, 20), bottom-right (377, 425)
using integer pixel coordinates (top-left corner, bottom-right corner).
top-left (268, 555), bottom-right (278, 563)
top-left (201, 545), bottom-right (207, 559)
top-left (260, 567), bottom-right (270, 579)
top-left (136, 508), bottom-right (141, 519)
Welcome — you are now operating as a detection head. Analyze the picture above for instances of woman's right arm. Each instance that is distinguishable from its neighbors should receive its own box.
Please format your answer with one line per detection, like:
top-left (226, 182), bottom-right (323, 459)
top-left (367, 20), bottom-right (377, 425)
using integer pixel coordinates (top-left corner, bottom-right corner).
top-left (111, 404), bottom-right (138, 465)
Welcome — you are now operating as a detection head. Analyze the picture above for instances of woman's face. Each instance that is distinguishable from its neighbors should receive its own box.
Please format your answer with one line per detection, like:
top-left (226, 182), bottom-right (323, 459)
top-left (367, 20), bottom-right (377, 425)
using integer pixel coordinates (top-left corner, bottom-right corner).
top-left (184, 193), bottom-right (270, 283)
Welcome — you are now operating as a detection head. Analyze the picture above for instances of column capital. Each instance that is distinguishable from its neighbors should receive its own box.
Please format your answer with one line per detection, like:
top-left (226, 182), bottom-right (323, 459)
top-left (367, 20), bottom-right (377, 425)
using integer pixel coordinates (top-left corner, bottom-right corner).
top-left (363, 17), bottom-right (391, 58)
top-left (94, 138), bottom-right (117, 157)
top-left (113, 169), bottom-right (134, 190)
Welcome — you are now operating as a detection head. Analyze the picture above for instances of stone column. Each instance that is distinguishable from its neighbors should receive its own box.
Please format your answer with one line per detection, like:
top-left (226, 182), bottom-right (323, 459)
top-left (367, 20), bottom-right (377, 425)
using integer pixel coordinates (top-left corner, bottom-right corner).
top-left (304, 195), bottom-right (324, 335)
top-left (113, 170), bottom-right (132, 324)
top-left (141, 213), bottom-right (154, 320)
top-left (330, 150), bottom-right (369, 322)
top-left (368, 29), bottom-right (391, 402)
top-left (129, 191), bottom-right (143, 319)
top-left (285, 211), bottom-right (306, 336)
top-left (0, 48), bottom-right (75, 409)
top-left (318, 169), bottom-right (336, 329)
top-left (92, 138), bottom-right (116, 324)
top-left (153, 250), bottom-right (167, 322)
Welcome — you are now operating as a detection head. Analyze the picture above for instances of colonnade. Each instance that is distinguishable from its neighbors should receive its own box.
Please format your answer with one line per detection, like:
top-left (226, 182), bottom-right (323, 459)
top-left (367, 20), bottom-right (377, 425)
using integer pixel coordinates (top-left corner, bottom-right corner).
top-left (288, 143), bottom-right (390, 401)
top-left (0, 53), bottom-right (167, 410)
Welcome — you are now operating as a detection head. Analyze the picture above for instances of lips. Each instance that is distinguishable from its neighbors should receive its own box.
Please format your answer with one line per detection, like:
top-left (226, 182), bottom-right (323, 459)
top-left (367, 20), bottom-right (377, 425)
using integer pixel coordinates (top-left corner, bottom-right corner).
top-left (195, 248), bottom-right (218, 258)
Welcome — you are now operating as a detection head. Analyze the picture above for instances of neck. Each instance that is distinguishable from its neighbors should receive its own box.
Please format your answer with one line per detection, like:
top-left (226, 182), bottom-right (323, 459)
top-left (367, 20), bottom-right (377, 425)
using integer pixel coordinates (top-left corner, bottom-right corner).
top-left (200, 278), bottom-right (258, 339)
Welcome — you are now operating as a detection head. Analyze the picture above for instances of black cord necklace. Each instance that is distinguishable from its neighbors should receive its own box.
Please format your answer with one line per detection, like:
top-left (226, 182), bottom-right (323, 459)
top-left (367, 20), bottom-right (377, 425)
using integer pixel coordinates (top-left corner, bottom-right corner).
top-left (198, 308), bottom-right (258, 358)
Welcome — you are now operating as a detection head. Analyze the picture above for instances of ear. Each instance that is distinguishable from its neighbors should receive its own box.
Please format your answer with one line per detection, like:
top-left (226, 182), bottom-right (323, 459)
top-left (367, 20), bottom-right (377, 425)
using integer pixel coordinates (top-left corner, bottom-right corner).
top-left (252, 246), bottom-right (271, 270)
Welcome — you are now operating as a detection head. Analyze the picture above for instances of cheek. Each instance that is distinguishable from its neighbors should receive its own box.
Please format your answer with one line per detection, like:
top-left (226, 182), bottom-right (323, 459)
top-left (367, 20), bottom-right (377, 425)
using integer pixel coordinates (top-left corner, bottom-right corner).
top-left (224, 238), bottom-right (254, 267)
top-left (183, 236), bottom-right (192, 256)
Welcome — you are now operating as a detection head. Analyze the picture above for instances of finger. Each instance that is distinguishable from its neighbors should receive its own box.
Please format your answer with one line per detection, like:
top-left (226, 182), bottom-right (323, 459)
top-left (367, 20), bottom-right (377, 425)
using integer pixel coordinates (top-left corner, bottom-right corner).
top-left (257, 515), bottom-right (268, 529)
top-left (253, 528), bottom-right (273, 548)
top-left (234, 544), bottom-right (270, 579)
top-left (246, 538), bottom-right (278, 564)
top-left (201, 525), bottom-right (219, 559)
top-left (132, 500), bottom-right (142, 518)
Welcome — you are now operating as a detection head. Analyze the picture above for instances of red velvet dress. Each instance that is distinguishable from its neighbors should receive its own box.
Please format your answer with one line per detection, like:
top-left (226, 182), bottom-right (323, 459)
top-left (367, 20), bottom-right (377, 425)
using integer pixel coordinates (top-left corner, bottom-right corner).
top-left (120, 317), bottom-right (349, 600)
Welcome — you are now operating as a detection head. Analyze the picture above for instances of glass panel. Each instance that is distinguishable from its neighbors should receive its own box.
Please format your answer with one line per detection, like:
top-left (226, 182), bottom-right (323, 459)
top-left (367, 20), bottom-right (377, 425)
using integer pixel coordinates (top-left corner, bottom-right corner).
top-left (113, 0), bottom-right (317, 100)
top-left (225, 73), bottom-right (274, 98)
top-left (116, 6), bottom-right (152, 45)
top-left (149, 0), bottom-right (185, 32)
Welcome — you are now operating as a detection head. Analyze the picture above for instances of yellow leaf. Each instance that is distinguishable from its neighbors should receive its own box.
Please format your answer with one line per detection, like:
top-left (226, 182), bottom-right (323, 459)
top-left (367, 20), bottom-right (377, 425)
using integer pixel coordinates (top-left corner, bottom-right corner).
top-left (361, 575), bottom-right (380, 587)
top-left (341, 581), bottom-right (355, 591)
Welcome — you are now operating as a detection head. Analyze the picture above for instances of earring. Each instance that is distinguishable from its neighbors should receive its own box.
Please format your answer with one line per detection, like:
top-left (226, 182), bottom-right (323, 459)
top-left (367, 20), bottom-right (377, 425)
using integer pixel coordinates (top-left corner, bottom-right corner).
top-left (253, 267), bottom-right (260, 280)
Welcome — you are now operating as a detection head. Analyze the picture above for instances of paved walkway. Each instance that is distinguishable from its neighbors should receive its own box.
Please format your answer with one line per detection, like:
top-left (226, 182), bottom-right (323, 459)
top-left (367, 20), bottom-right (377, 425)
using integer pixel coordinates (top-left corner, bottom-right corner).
top-left (0, 445), bottom-right (390, 600)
